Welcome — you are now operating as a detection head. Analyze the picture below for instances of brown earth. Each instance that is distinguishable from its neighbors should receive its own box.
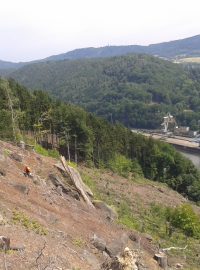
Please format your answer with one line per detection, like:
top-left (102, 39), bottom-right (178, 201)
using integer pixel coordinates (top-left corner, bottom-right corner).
top-left (0, 140), bottom-right (196, 269)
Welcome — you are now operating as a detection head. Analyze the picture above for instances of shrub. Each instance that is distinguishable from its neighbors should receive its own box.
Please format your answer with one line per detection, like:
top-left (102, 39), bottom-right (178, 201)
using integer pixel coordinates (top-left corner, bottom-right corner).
top-left (109, 154), bottom-right (133, 177)
top-left (47, 149), bottom-right (60, 158)
top-left (132, 159), bottom-right (144, 177)
top-left (166, 204), bottom-right (200, 238)
top-left (34, 144), bottom-right (59, 158)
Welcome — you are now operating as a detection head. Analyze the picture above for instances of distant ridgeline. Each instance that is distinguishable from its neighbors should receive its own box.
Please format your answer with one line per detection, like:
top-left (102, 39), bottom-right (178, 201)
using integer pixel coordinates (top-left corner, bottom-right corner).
top-left (7, 54), bottom-right (200, 130)
top-left (1, 34), bottom-right (200, 71)
top-left (0, 78), bottom-right (200, 202)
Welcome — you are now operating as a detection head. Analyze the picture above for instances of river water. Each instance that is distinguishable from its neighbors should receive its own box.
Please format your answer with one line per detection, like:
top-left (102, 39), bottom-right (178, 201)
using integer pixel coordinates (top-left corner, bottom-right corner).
top-left (178, 149), bottom-right (200, 169)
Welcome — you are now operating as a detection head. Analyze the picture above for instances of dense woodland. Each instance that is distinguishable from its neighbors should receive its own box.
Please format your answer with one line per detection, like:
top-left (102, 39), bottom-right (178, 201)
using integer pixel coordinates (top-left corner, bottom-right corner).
top-left (1, 77), bottom-right (200, 202)
top-left (9, 54), bottom-right (200, 130)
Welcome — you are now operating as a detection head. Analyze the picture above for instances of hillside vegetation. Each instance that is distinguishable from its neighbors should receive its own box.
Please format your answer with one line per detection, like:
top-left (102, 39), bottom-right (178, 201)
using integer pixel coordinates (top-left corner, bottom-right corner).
top-left (1, 78), bottom-right (200, 203)
top-left (9, 54), bottom-right (200, 129)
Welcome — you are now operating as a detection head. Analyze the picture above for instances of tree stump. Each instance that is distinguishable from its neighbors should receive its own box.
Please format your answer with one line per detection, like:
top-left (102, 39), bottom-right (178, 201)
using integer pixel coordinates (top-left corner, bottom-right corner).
top-left (154, 252), bottom-right (168, 269)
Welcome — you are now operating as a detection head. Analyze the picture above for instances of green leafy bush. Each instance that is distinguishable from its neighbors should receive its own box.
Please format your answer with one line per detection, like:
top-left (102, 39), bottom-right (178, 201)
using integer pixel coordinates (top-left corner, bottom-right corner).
top-left (34, 144), bottom-right (59, 158)
top-left (166, 204), bottom-right (200, 238)
top-left (47, 149), bottom-right (60, 158)
top-left (109, 154), bottom-right (133, 177)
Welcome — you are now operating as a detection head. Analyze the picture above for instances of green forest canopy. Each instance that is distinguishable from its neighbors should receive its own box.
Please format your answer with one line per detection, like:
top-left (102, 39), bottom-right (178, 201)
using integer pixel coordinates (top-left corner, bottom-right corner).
top-left (9, 54), bottom-right (200, 129)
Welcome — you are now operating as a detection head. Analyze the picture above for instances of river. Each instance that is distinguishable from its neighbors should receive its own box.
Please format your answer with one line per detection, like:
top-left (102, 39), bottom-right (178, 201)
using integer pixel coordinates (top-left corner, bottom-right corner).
top-left (178, 149), bottom-right (200, 169)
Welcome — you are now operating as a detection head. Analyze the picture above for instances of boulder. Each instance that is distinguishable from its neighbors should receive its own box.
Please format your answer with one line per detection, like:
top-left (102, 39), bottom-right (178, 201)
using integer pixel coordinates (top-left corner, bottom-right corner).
top-left (9, 152), bottom-right (22, 162)
top-left (91, 234), bottom-right (107, 252)
top-left (93, 200), bottom-right (118, 221)
top-left (83, 249), bottom-right (100, 270)
top-left (129, 232), bottom-right (139, 242)
top-left (12, 184), bottom-right (30, 195)
top-left (106, 233), bottom-right (129, 257)
top-left (0, 167), bottom-right (6, 176)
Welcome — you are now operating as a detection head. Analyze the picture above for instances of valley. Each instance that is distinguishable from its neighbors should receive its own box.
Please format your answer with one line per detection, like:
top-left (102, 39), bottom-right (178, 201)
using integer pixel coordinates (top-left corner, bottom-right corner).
top-left (1, 33), bottom-right (200, 269)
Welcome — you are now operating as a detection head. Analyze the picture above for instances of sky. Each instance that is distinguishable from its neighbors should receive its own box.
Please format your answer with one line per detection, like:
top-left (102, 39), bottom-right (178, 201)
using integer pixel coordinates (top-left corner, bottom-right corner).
top-left (0, 0), bottom-right (200, 62)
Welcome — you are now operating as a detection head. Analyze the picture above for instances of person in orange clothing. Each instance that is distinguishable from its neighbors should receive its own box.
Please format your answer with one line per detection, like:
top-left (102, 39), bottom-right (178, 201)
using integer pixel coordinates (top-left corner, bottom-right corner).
top-left (23, 166), bottom-right (32, 177)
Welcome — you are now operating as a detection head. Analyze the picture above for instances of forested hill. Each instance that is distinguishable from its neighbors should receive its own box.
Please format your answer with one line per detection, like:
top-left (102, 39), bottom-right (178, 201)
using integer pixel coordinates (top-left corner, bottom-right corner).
top-left (9, 54), bottom-right (200, 129)
top-left (44, 34), bottom-right (200, 61)
top-left (1, 77), bottom-right (200, 202)
top-left (0, 60), bottom-right (25, 70)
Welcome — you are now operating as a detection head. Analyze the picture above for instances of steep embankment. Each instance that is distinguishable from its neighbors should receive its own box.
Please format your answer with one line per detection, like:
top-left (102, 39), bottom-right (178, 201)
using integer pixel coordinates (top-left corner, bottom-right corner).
top-left (0, 140), bottom-right (160, 270)
top-left (0, 140), bottom-right (200, 269)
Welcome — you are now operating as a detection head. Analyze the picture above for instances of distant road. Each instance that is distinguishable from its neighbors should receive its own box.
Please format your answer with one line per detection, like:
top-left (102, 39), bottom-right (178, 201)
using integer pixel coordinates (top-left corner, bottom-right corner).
top-left (132, 130), bottom-right (200, 151)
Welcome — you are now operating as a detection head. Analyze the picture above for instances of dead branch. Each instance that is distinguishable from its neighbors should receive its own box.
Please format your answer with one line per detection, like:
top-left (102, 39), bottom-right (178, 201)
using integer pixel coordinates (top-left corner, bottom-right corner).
top-left (35, 241), bottom-right (46, 269)
top-left (3, 253), bottom-right (8, 270)
top-left (161, 245), bottom-right (188, 252)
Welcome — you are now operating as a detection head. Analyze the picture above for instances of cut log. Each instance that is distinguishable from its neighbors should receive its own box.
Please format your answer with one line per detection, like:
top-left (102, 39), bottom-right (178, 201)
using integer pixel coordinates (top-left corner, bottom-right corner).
top-left (60, 156), bottom-right (94, 208)
top-left (55, 160), bottom-right (93, 197)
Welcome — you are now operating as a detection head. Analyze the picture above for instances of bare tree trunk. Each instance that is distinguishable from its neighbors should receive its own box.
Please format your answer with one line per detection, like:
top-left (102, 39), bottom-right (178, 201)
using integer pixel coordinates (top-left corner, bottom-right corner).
top-left (74, 134), bottom-right (77, 164)
top-left (65, 132), bottom-right (71, 162)
top-left (3, 253), bottom-right (8, 270)
top-left (4, 81), bottom-right (17, 141)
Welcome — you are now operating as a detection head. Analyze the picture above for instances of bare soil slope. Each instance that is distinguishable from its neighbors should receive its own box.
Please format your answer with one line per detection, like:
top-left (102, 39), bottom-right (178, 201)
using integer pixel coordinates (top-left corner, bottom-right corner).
top-left (0, 140), bottom-right (195, 269)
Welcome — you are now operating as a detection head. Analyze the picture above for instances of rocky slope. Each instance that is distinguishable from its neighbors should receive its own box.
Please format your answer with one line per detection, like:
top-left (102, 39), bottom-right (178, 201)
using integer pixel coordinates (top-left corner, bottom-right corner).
top-left (0, 140), bottom-right (198, 269)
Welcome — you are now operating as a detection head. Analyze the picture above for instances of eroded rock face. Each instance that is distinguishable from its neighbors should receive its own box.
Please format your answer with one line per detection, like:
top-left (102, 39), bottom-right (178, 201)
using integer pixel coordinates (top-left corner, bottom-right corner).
top-left (101, 247), bottom-right (138, 270)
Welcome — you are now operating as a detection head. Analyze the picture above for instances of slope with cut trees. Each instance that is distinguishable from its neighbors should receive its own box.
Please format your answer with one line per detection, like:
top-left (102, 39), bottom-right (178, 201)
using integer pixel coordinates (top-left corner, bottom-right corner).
top-left (1, 77), bottom-right (200, 203)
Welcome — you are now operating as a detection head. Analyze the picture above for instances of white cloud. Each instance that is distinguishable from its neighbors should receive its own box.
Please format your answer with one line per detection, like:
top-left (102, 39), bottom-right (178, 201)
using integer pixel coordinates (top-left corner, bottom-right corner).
top-left (0, 0), bottom-right (199, 61)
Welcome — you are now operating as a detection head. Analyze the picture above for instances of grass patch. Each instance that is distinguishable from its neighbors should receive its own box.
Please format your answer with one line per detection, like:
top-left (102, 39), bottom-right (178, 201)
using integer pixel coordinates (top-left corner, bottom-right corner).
top-left (3, 149), bottom-right (12, 157)
top-left (12, 210), bottom-right (48, 235)
top-left (81, 172), bottom-right (100, 199)
top-left (67, 161), bottom-right (77, 168)
top-left (117, 200), bottom-right (140, 230)
top-left (34, 144), bottom-right (59, 159)
top-left (80, 169), bottom-right (200, 268)
top-left (72, 237), bottom-right (85, 248)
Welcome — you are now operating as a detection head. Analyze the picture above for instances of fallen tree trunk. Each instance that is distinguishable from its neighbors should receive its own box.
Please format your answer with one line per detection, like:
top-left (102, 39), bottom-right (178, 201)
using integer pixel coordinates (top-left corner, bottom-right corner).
top-left (60, 156), bottom-right (94, 208)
